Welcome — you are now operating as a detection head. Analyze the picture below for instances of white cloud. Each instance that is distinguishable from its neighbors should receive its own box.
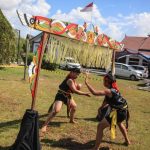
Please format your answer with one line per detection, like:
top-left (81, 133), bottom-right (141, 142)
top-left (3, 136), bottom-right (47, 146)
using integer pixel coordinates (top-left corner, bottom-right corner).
top-left (104, 23), bottom-right (124, 40)
top-left (125, 12), bottom-right (150, 36)
top-left (0, 0), bottom-right (22, 10)
top-left (52, 4), bottom-right (106, 32)
top-left (1, 1), bottom-right (150, 42)
top-left (105, 12), bottom-right (150, 41)
top-left (1, 0), bottom-right (51, 37)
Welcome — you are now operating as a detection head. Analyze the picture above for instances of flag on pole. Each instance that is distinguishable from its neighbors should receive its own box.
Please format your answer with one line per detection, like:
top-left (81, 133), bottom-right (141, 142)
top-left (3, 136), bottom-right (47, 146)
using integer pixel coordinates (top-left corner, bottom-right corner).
top-left (80, 2), bottom-right (93, 12)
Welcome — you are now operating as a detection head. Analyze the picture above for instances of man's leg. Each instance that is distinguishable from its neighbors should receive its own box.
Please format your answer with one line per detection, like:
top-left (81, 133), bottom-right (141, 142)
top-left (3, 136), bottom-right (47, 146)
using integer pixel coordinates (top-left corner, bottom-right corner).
top-left (69, 99), bottom-right (77, 123)
top-left (67, 100), bottom-right (70, 118)
top-left (93, 118), bottom-right (110, 150)
top-left (41, 100), bottom-right (63, 132)
top-left (118, 122), bottom-right (131, 145)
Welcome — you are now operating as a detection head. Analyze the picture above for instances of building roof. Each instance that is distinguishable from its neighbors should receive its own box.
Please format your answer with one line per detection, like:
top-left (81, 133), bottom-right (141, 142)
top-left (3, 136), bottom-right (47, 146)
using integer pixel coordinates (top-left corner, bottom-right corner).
top-left (29, 32), bottom-right (43, 42)
top-left (139, 37), bottom-right (150, 50)
top-left (121, 36), bottom-right (147, 51)
top-left (121, 35), bottom-right (150, 58)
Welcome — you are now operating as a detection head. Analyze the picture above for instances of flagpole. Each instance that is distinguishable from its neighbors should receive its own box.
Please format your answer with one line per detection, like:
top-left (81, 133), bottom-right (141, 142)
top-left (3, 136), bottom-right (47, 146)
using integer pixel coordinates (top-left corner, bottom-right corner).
top-left (90, 1), bottom-right (94, 31)
top-left (90, 9), bottom-right (93, 31)
top-left (80, 2), bottom-right (94, 30)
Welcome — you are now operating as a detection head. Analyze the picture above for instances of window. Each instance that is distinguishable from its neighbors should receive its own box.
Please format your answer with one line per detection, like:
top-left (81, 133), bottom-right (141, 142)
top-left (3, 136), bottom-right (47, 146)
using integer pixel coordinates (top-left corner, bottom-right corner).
top-left (115, 64), bottom-right (121, 68)
top-left (118, 57), bottom-right (126, 63)
top-left (142, 60), bottom-right (148, 66)
top-left (129, 57), bottom-right (139, 65)
top-left (129, 61), bottom-right (139, 65)
top-left (136, 66), bottom-right (144, 71)
top-left (129, 58), bottom-right (139, 61)
top-left (122, 65), bottom-right (128, 70)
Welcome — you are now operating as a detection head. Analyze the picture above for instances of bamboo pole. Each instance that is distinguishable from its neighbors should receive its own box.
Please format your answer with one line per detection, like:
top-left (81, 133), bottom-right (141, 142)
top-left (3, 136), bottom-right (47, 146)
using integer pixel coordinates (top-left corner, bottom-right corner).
top-left (111, 49), bottom-right (116, 76)
top-left (31, 32), bottom-right (49, 110)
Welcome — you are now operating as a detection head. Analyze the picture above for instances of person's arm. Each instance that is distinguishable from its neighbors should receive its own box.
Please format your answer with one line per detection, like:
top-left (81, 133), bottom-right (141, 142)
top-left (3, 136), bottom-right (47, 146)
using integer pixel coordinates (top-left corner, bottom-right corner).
top-left (67, 79), bottom-right (90, 97)
top-left (85, 74), bottom-right (112, 96)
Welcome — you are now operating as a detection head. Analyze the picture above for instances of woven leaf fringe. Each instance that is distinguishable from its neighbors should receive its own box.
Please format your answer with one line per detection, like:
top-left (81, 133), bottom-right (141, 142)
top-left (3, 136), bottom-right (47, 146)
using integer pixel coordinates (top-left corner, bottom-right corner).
top-left (45, 34), bottom-right (113, 69)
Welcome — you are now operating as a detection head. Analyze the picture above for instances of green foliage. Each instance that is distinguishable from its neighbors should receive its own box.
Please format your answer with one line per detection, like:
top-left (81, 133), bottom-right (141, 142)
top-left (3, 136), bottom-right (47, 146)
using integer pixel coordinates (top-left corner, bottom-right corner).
top-left (41, 59), bottom-right (59, 70)
top-left (0, 68), bottom-right (150, 150)
top-left (21, 52), bottom-right (59, 70)
top-left (0, 9), bottom-right (16, 64)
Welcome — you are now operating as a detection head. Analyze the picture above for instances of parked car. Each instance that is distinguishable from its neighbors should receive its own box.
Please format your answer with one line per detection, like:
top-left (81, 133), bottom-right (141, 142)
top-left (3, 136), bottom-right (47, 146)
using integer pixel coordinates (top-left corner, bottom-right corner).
top-left (88, 69), bottom-right (106, 76)
top-left (114, 63), bottom-right (143, 80)
top-left (130, 65), bottom-right (148, 78)
top-left (107, 63), bottom-right (143, 80)
top-left (59, 57), bottom-right (81, 70)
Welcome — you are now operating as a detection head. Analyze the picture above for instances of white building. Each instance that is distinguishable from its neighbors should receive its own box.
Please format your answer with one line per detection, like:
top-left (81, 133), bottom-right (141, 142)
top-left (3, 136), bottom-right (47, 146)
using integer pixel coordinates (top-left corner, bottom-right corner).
top-left (116, 35), bottom-right (150, 66)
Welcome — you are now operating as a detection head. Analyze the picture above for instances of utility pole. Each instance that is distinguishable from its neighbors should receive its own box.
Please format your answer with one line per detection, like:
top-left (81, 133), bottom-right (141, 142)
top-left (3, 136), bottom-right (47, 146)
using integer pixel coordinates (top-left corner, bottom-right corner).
top-left (111, 49), bottom-right (116, 76)
top-left (23, 38), bottom-right (29, 80)
top-left (16, 29), bottom-right (20, 64)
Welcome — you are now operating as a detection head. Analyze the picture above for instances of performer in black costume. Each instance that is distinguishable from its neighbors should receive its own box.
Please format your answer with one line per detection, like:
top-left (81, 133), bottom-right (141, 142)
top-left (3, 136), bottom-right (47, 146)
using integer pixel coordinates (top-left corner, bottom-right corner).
top-left (41, 68), bottom-right (90, 133)
top-left (85, 73), bottom-right (131, 150)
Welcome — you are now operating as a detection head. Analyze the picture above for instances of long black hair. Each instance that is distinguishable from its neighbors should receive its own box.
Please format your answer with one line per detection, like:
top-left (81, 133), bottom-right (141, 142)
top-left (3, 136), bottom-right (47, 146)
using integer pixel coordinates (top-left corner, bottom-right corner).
top-left (104, 73), bottom-right (119, 92)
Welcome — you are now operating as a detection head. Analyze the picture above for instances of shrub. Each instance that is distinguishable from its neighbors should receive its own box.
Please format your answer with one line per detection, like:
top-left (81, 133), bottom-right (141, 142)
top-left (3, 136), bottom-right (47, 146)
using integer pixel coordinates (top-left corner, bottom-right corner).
top-left (21, 52), bottom-right (58, 70)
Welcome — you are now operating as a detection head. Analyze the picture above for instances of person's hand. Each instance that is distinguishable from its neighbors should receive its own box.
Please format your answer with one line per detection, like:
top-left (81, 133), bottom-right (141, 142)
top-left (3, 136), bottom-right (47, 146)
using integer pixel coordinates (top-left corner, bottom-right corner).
top-left (85, 93), bottom-right (91, 97)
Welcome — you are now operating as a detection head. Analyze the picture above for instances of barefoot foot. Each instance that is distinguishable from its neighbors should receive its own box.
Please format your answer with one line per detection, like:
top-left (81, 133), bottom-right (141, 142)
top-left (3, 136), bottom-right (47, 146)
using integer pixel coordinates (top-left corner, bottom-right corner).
top-left (69, 120), bottom-right (77, 124)
top-left (41, 125), bottom-right (47, 133)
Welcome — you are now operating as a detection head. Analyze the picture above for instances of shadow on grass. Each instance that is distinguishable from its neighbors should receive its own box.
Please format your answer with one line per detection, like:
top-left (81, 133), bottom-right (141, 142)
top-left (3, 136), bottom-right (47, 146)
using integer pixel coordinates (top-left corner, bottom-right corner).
top-left (83, 117), bottom-right (97, 122)
top-left (41, 138), bottom-right (95, 150)
top-left (0, 113), bottom-right (69, 133)
top-left (0, 114), bottom-right (47, 130)
top-left (56, 115), bottom-right (98, 122)
top-left (142, 111), bottom-right (150, 114)
top-left (39, 120), bottom-right (68, 128)
top-left (0, 146), bottom-right (10, 150)
top-left (41, 137), bottom-right (128, 150)
top-left (102, 140), bottom-right (128, 146)
top-left (137, 83), bottom-right (146, 87)
top-left (0, 67), bottom-right (6, 70)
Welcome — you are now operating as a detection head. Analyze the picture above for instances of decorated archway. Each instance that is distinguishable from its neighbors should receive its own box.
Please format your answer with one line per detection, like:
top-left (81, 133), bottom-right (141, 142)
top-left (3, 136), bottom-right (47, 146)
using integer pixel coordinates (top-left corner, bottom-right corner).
top-left (17, 10), bottom-right (122, 110)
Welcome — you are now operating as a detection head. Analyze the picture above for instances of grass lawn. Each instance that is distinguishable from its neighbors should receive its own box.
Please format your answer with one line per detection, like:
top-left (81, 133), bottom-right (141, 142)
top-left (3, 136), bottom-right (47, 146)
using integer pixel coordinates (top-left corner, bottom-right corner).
top-left (0, 67), bottom-right (150, 150)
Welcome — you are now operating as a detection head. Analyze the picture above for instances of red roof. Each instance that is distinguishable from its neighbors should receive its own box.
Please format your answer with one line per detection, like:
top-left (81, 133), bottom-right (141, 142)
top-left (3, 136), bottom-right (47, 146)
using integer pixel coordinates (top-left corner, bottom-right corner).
top-left (120, 35), bottom-right (150, 58)
top-left (121, 36), bottom-right (147, 51)
top-left (140, 37), bottom-right (150, 50)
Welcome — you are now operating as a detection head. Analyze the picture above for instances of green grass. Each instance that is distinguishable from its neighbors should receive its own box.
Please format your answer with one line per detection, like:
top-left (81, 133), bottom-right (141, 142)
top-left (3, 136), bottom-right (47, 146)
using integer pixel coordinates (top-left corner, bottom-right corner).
top-left (0, 67), bottom-right (150, 150)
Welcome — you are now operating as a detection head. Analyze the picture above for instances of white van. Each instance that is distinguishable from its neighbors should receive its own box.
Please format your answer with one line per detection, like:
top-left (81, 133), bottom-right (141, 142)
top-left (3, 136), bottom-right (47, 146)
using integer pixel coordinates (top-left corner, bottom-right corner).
top-left (59, 57), bottom-right (81, 70)
top-left (115, 63), bottom-right (143, 80)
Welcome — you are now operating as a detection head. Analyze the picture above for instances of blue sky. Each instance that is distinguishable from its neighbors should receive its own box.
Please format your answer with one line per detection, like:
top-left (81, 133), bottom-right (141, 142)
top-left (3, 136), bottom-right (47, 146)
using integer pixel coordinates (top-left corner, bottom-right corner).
top-left (1, 0), bottom-right (150, 41)
top-left (48, 0), bottom-right (150, 17)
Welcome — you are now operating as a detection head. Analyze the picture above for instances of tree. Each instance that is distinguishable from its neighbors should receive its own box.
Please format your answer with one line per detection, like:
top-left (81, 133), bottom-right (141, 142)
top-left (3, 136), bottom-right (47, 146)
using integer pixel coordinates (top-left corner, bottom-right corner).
top-left (0, 9), bottom-right (16, 64)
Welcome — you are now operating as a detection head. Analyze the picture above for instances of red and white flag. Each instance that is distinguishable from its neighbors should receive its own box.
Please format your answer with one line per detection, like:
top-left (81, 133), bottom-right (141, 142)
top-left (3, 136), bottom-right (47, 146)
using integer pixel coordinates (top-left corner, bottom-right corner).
top-left (80, 2), bottom-right (93, 12)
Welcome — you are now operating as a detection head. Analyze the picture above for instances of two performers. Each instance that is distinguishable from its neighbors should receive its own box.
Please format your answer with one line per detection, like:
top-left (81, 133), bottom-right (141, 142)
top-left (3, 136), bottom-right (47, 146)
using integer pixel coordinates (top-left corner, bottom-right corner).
top-left (41, 69), bottom-right (130, 149)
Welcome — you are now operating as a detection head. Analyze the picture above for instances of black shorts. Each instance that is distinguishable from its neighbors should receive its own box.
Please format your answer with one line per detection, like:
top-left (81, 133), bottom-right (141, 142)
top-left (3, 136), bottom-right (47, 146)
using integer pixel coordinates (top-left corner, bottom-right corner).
top-left (97, 106), bottom-right (127, 124)
top-left (54, 92), bottom-right (71, 105)
top-left (106, 109), bottom-right (127, 124)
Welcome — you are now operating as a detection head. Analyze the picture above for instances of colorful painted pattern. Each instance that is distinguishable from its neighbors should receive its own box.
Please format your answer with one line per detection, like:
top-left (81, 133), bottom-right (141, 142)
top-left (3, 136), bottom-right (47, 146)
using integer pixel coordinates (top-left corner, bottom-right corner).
top-left (17, 12), bottom-right (123, 50)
